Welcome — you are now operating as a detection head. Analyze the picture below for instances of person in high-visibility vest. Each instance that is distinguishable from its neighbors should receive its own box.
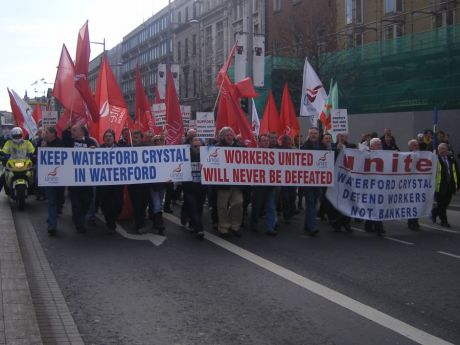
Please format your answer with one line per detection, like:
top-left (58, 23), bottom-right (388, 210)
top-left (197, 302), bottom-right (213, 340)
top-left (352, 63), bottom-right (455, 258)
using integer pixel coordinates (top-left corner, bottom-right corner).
top-left (432, 143), bottom-right (459, 227)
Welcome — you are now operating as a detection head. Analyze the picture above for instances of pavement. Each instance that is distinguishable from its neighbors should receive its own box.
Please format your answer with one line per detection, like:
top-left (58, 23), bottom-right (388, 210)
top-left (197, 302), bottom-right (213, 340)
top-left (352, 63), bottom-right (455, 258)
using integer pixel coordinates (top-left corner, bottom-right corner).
top-left (0, 191), bottom-right (459, 344)
top-left (0, 196), bottom-right (42, 344)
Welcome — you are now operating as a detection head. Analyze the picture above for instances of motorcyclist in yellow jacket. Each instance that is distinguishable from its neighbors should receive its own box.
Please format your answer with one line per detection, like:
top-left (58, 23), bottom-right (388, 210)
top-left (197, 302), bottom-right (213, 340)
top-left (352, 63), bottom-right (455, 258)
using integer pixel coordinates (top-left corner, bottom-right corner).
top-left (0, 127), bottom-right (35, 192)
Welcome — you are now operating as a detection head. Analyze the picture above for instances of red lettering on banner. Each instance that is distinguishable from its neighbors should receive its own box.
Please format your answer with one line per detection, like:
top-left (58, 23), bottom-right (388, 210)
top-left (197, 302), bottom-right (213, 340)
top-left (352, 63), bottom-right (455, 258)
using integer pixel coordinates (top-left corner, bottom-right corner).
top-left (364, 158), bottom-right (384, 172)
top-left (278, 151), bottom-right (313, 166)
top-left (284, 170), bottom-right (332, 185)
top-left (233, 169), bottom-right (266, 183)
top-left (416, 158), bottom-right (432, 172)
top-left (269, 170), bottom-right (282, 183)
top-left (224, 149), bottom-right (275, 165)
top-left (202, 167), bottom-right (229, 182)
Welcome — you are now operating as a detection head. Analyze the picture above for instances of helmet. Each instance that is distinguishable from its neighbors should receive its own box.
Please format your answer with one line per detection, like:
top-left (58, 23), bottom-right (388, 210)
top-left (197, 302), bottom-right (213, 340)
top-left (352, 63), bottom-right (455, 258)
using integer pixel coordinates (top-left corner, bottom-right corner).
top-left (10, 127), bottom-right (23, 141)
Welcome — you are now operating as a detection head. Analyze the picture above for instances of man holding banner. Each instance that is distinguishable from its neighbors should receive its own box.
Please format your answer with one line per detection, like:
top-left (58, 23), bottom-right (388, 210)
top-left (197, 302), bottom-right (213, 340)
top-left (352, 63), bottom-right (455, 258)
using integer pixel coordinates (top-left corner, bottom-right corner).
top-left (215, 127), bottom-right (243, 238)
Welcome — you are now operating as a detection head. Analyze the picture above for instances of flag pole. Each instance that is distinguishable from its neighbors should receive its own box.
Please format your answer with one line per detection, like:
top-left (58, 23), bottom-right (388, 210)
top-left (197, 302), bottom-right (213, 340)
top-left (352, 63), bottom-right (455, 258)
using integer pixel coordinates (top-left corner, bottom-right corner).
top-left (432, 107), bottom-right (438, 153)
top-left (212, 77), bottom-right (226, 114)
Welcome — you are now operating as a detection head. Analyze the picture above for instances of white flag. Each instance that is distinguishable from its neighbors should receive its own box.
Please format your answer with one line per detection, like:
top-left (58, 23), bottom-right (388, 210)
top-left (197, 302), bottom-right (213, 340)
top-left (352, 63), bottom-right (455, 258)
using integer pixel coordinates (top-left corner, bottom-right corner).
top-left (253, 35), bottom-right (265, 87)
top-left (157, 64), bottom-right (167, 99)
top-left (234, 33), bottom-right (247, 83)
top-left (251, 98), bottom-right (260, 135)
top-left (8, 88), bottom-right (38, 137)
top-left (300, 58), bottom-right (327, 122)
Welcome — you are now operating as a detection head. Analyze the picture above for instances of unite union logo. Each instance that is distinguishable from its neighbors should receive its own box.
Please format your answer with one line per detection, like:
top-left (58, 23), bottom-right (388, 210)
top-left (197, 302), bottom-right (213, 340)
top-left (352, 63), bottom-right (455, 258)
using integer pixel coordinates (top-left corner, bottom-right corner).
top-left (207, 148), bottom-right (220, 164)
top-left (170, 163), bottom-right (184, 180)
top-left (316, 151), bottom-right (330, 168)
top-left (45, 167), bottom-right (59, 183)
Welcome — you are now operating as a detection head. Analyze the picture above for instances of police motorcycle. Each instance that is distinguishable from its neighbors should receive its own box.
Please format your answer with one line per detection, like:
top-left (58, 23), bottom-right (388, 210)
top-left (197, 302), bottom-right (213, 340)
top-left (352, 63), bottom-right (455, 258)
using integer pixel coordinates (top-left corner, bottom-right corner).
top-left (1, 127), bottom-right (35, 210)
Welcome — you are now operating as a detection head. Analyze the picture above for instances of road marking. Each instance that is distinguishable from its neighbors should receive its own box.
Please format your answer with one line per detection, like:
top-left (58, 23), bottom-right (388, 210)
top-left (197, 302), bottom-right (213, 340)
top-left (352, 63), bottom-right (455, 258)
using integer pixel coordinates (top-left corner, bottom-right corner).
top-left (164, 213), bottom-right (453, 345)
top-left (437, 251), bottom-right (460, 260)
top-left (351, 227), bottom-right (414, 245)
top-left (95, 215), bottom-right (166, 246)
top-left (395, 220), bottom-right (459, 234)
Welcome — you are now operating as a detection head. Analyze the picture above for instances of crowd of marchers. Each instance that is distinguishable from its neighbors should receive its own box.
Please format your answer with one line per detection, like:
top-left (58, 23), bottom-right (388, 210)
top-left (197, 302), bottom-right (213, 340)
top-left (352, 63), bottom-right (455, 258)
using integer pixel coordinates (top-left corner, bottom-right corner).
top-left (0, 124), bottom-right (458, 239)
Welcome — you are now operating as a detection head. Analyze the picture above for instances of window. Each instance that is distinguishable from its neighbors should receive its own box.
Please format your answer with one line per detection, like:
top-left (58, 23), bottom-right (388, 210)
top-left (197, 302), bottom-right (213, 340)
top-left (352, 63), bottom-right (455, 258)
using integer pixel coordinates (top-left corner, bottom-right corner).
top-left (184, 70), bottom-right (189, 98)
top-left (384, 0), bottom-right (403, 13)
top-left (273, 0), bottom-right (281, 12)
top-left (193, 69), bottom-right (197, 96)
top-left (192, 34), bottom-right (197, 55)
top-left (185, 38), bottom-right (189, 62)
top-left (346, 0), bottom-right (363, 24)
top-left (434, 10), bottom-right (455, 27)
top-left (384, 23), bottom-right (404, 40)
top-left (178, 11), bottom-right (182, 23)
top-left (177, 41), bottom-right (182, 62)
top-left (216, 21), bottom-right (224, 51)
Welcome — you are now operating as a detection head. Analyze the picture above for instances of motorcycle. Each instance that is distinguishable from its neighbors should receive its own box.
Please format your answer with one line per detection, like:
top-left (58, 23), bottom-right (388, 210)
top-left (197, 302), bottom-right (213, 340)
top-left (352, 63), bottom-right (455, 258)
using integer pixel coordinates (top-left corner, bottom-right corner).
top-left (3, 158), bottom-right (34, 210)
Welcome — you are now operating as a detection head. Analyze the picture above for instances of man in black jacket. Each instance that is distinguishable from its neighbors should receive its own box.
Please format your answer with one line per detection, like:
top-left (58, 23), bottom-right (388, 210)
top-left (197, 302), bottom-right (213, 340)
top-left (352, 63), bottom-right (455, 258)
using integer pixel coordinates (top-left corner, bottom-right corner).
top-left (63, 124), bottom-right (98, 233)
top-left (301, 127), bottom-right (326, 236)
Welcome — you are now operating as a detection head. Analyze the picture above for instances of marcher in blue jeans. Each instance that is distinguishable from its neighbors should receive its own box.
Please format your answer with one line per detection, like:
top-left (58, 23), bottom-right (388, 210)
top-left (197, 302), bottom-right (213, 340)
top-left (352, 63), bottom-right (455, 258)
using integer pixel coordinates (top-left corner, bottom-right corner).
top-left (45, 186), bottom-right (65, 236)
top-left (251, 186), bottom-right (277, 235)
top-left (303, 187), bottom-right (321, 236)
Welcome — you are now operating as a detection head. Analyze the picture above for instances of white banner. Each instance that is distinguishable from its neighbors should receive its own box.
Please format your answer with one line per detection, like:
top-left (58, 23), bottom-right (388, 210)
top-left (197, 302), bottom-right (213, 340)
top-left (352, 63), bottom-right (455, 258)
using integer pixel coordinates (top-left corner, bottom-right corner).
top-left (42, 110), bottom-right (58, 127)
top-left (331, 109), bottom-right (348, 135)
top-left (180, 105), bottom-right (191, 131)
top-left (171, 64), bottom-right (180, 95)
top-left (196, 112), bottom-right (215, 139)
top-left (200, 147), bottom-right (334, 186)
top-left (253, 35), bottom-right (265, 87)
top-left (151, 103), bottom-right (166, 128)
top-left (37, 146), bottom-right (192, 187)
top-left (157, 64), bottom-right (166, 99)
top-left (189, 119), bottom-right (196, 130)
top-left (326, 149), bottom-right (437, 220)
top-left (234, 33), bottom-right (247, 83)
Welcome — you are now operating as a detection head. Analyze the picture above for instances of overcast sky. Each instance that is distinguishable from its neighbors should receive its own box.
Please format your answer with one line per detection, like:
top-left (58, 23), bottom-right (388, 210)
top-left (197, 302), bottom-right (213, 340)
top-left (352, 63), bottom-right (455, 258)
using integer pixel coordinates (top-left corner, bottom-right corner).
top-left (0, 0), bottom-right (170, 111)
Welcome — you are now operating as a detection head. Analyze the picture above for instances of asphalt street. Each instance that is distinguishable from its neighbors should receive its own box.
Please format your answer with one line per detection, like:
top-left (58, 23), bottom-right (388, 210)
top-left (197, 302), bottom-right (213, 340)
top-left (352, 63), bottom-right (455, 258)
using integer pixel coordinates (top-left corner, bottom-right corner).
top-left (15, 194), bottom-right (460, 345)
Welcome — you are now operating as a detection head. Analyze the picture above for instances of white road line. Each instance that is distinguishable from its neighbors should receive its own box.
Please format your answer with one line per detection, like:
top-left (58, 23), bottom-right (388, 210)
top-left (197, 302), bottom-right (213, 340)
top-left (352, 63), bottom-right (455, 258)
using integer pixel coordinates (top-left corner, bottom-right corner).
top-left (437, 251), bottom-right (460, 260)
top-left (351, 227), bottom-right (414, 245)
top-left (164, 213), bottom-right (452, 345)
top-left (95, 215), bottom-right (166, 246)
top-left (395, 220), bottom-right (459, 234)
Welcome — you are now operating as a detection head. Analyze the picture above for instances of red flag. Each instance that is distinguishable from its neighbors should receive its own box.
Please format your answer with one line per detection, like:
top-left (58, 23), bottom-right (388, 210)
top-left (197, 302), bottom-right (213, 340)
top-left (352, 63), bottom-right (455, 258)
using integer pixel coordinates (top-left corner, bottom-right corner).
top-left (235, 77), bottom-right (258, 99)
top-left (152, 84), bottom-right (162, 104)
top-left (94, 56), bottom-right (129, 143)
top-left (32, 104), bottom-right (42, 125)
top-left (260, 91), bottom-right (281, 136)
top-left (74, 21), bottom-right (100, 122)
top-left (214, 43), bottom-right (256, 147)
top-left (280, 83), bottom-right (299, 138)
top-left (135, 67), bottom-right (159, 134)
top-left (53, 44), bottom-right (92, 126)
top-left (165, 69), bottom-right (184, 145)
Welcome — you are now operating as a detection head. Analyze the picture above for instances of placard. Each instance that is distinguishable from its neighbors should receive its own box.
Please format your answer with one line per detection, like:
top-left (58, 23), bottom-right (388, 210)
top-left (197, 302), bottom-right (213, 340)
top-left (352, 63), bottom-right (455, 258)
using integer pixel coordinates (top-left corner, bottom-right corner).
top-left (331, 109), bottom-right (348, 135)
top-left (151, 103), bottom-right (166, 128)
top-left (42, 111), bottom-right (58, 127)
top-left (196, 112), bottom-right (215, 139)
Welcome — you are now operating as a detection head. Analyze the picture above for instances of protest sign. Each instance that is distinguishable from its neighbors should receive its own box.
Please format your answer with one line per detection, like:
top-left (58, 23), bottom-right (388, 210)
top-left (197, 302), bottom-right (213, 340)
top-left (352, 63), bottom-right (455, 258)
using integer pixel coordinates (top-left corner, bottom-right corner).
top-left (37, 145), bottom-right (192, 186)
top-left (151, 103), bottom-right (166, 128)
top-left (42, 111), bottom-right (58, 127)
top-left (331, 109), bottom-right (348, 135)
top-left (200, 147), bottom-right (334, 186)
top-left (196, 112), bottom-right (215, 139)
top-left (326, 149), bottom-right (436, 220)
top-left (181, 105), bottom-right (191, 131)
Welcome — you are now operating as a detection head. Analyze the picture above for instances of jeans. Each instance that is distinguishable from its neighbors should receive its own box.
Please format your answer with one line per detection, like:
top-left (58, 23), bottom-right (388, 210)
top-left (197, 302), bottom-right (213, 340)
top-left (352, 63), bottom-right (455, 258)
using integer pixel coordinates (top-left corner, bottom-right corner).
top-left (69, 187), bottom-right (93, 229)
top-left (304, 187), bottom-right (321, 233)
top-left (183, 185), bottom-right (207, 232)
top-left (45, 186), bottom-right (64, 230)
top-left (150, 187), bottom-right (165, 214)
top-left (251, 187), bottom-right (277, 231)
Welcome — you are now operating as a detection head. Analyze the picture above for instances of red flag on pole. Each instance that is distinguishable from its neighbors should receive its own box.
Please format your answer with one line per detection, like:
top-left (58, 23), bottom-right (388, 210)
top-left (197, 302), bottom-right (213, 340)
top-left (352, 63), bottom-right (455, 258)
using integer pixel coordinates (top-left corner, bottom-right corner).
top-left (53, 44), bottom-right (92, 126)
top-left (94, 56), bottom-right (129, 143)
top-left (215, 44), bottom-right (257, 147)
top-left (260, 90), bottom-right (281, 136)
top-left (135, 67), bottom-right (159, 134)
top-left (32, 104), bottom-right (42, 125)
top-left (280, 83), bottom-right (299, 138)
top-left (152, 84), bottom-right (162, 104)
top-left (165, 69), bottom-right (184, 145)
top-left (74, 20), bottom-right (100, 123)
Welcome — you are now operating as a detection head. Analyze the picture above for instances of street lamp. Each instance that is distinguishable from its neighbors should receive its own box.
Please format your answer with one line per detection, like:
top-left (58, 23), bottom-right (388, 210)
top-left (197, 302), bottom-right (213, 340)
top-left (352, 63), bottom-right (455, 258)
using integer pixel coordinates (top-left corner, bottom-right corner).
top-left (188, 19), bottom-right (202, 111)
top-left (90, 38), bottom-right (106, 53)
